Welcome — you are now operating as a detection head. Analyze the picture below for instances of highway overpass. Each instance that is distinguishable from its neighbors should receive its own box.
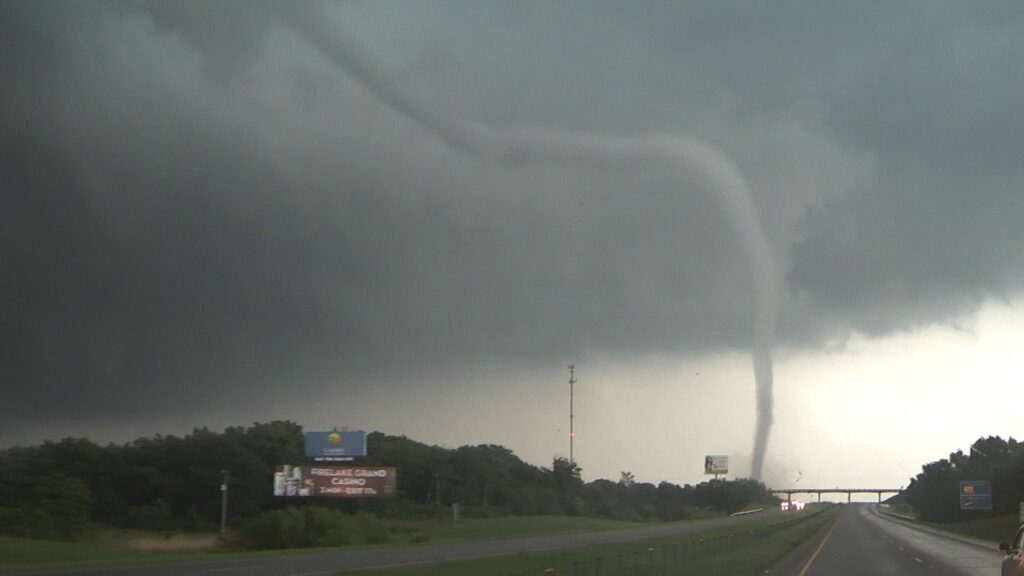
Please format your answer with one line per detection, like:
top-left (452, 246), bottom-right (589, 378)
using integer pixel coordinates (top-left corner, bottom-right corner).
top-left (772, 487), bottom-right (903, 503)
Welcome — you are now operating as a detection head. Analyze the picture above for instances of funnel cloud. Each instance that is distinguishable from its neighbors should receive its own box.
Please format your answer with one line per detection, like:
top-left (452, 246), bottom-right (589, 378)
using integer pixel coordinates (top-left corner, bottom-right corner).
top-left (285, 9), bottom-right (778, 479)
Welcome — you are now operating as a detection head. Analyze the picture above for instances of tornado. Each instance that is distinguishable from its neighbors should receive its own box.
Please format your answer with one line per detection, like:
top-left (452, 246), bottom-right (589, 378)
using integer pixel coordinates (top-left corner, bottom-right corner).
top-left (284, 9), bottom-right (778, 481)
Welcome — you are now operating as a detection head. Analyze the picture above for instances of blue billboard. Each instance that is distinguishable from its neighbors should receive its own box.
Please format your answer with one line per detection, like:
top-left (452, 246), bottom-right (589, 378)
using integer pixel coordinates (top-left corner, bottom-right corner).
top-left (304, 430), bottom-right (367, 461)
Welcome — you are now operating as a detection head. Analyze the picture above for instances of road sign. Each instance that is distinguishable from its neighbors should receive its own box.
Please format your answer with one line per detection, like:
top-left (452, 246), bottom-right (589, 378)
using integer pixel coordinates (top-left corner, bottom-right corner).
top-left (959, 480), bottom-right (992, 510)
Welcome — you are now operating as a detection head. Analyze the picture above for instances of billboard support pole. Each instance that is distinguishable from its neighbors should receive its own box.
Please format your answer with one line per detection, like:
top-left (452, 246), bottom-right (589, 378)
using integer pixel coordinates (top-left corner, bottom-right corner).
top-left (219, 469), bottom-right (230, 533)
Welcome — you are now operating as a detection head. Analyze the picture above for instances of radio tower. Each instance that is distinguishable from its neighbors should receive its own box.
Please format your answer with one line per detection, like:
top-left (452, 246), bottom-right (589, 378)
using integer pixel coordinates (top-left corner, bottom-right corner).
top-left (568, 365), bottom-right (576, 465)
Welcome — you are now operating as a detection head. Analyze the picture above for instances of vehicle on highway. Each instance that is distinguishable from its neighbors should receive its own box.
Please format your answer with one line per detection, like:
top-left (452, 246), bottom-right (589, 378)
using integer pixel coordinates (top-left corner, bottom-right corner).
top-left (999, 524), bottom-right (1024, 575)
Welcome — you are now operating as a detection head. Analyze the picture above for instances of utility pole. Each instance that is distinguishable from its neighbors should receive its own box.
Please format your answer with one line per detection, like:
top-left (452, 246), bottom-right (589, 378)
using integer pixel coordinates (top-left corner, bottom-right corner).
top-left (568, 364), bottom-right (576, 466)
top-left (220, 469), bottom-right (230, 533)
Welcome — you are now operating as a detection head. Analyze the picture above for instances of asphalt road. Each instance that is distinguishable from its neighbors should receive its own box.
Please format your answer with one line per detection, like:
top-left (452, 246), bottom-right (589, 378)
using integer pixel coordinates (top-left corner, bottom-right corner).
top-left (11, 508), bottom-right (787, 576)
top-left (770, 504), bottom-right (1002, 576)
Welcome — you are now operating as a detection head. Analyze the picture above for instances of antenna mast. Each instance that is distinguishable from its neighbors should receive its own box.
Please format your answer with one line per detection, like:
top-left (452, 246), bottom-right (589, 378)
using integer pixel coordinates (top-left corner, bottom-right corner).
top-left (568, 364), bottom-right (576, 466)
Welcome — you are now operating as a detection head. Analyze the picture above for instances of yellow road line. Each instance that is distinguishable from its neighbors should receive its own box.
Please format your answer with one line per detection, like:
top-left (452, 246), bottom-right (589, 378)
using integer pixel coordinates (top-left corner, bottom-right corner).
top-left (798, 515), bottom-right (840, 576)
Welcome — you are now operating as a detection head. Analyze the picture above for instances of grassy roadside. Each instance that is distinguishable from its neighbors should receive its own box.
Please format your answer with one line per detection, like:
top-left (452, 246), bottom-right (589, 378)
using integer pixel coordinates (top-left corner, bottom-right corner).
top-left (347, 506), bottom-right (838, 576)
top-left (920, 513), bottom-right (1018, 543)
top-left (875, 504), bottom-right (1016, 543)
top-left (0, 535), bottom-right (208, 573)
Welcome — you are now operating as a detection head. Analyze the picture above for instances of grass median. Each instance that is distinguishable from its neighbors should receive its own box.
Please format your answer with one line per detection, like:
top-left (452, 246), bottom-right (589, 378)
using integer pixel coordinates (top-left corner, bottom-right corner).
top-left (389, 515), bottom-right (646, 544)
top-left (346, 506), bottom-right (838, 576)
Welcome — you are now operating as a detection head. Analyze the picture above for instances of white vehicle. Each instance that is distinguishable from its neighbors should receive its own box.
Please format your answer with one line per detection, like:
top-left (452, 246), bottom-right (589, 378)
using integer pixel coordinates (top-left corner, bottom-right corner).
top-left (779, 500), bottom-right (804, 512)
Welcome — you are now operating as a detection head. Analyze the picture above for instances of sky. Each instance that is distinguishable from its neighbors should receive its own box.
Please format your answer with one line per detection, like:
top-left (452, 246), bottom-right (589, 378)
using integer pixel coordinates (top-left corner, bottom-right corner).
top-left (3, 1), bottom-right (1023, 492)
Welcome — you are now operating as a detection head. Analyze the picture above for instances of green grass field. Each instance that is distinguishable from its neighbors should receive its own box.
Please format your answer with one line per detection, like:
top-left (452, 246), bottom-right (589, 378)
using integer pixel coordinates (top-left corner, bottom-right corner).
top-left (350, 507), bottom-right (838, 576)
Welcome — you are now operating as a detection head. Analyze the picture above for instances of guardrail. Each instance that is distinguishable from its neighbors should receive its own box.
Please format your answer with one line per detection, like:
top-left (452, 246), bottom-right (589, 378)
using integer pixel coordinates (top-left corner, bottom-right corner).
top-left (730, 507), bottom-right (764, 517)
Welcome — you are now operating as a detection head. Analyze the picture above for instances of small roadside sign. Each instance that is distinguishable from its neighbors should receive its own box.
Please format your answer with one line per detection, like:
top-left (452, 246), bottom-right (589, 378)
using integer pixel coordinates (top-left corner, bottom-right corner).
top-left (959, 480), bottom-right (992, 510)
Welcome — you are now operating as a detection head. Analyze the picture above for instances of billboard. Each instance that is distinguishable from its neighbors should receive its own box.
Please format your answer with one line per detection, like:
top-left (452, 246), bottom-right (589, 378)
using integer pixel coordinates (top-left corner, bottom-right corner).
top-left (273, 465), bottom-right (397, 498)
top-left (704, 455), bottom-right (729, 475)
top-left (304, 430), bottom-right (367, 461)
top-left (959, 480), bottom-right (992, 510)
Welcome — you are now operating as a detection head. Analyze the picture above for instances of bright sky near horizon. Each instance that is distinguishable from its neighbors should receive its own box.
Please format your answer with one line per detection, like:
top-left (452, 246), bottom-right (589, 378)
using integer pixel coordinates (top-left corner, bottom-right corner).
top-left (4, 2), bottom-right (1023, 493)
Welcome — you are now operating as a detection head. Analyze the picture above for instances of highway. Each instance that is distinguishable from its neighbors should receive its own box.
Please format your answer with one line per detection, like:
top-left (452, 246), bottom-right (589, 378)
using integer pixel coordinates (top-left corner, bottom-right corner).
top-left (10, 508), bottom-right (788, 576)
top-left (770, 504), bottom-right (1003, 576)
top-left (12, 504), bottom-right (1007, 575)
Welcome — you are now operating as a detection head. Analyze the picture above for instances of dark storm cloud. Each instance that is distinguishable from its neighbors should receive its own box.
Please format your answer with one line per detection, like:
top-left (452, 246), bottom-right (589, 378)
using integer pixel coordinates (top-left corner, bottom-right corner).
top-left (788, 3), bottom-right (1024, 337)
top-left (1, 1), bottom-right (372, 429)
top-left (3, 1), bottom-right (1022, 437)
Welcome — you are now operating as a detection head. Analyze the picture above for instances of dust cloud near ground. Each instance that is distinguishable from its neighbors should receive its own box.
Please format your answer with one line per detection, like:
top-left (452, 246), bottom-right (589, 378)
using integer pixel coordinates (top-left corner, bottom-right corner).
top-left (99, 530), bottom-right (223, 552)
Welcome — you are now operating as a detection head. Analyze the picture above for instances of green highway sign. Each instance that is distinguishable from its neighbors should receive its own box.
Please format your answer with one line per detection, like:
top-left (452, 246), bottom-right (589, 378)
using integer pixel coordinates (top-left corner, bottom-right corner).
top-left (959, 480), bottom-right (992, 510)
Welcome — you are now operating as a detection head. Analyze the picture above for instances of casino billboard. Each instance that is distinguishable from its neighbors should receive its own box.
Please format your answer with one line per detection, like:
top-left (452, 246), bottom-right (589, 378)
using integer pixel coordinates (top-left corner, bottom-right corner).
top-left (273, 465), bottom-right (397, 498)
top-left (304, 430), bottom-right (367, 461)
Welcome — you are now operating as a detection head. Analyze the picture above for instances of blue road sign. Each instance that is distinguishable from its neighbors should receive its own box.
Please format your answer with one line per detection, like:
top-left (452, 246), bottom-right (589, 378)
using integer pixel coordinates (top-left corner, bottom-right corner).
top-left (959, 480), bottom-right (992, 510)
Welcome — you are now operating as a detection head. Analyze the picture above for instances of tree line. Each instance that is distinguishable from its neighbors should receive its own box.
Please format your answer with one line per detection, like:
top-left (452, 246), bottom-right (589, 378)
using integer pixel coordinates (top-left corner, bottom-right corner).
top-left (904, 435), bottom-right (1024, 522)
top-left (0, 421), bottom-right (776, 541)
